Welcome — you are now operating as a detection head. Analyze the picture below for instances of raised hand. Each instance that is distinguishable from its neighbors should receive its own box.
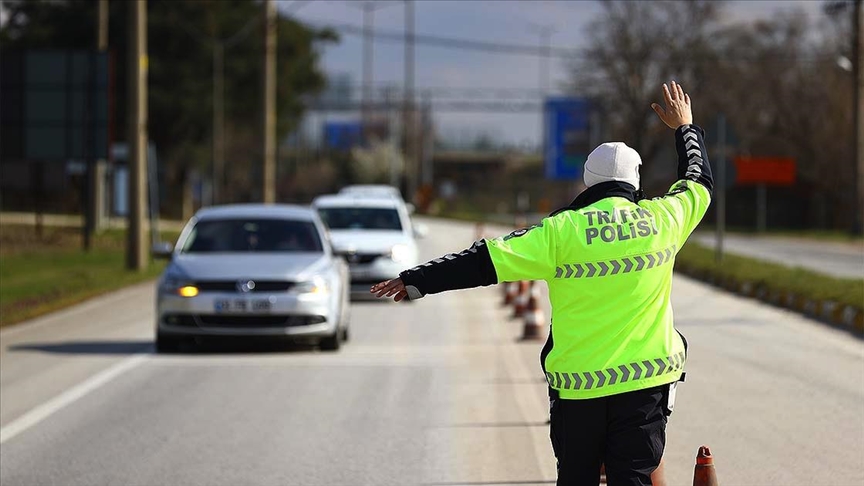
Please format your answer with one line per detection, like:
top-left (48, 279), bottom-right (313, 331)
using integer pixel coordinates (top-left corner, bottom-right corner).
top-left (370, 278), bottom-right (408, 302)
top-left (651, 81), bottom-right (693, 130)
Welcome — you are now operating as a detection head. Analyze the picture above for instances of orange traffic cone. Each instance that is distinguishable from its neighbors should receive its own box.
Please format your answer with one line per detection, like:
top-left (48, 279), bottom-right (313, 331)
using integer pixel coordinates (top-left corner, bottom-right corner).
top-left (474, 222), bottom-right (486, 240)
top-left (519, 281), bottom-right (545, 340)
top-left (693, 446), bottom-right (719, 486)
top-left (599, 458), bottom-right (665, 485)
top-left (503, 281), bottom-right (517, 306)
top-left (652, 458), bottom-right (667, 486)
top-left (511, 281), bottom-right (530, 319)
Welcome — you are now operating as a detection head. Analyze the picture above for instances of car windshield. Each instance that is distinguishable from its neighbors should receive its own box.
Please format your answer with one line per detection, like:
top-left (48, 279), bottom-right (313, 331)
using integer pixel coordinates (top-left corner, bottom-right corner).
top-left (181, 219), bottom-right (323, 253)
top-left (317, 207), bottom-right (403, 231)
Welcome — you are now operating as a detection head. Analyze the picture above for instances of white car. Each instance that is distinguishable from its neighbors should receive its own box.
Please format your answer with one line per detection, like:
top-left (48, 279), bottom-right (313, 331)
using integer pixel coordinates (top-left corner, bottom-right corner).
top-left (153, 204), bottom-right (350, 352)
top-left (339, 184), bottom-right (403, 200)
top-left (313, 194), bottom-right (421, 297)
top-left (338, 185), bottom-right (418, 214)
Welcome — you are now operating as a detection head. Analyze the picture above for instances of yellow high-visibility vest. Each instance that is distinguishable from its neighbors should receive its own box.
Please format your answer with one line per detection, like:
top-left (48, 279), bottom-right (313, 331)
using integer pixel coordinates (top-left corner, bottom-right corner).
top-left (487, 180), bottom-right (711, 399)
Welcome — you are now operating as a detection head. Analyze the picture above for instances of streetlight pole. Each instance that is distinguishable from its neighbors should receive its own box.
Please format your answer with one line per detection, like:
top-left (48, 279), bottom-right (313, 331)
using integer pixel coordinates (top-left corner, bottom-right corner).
top-left (363, 2), bottom-right (376, 128)
top-left (531, 25), bottom-right (555, 94)
top-left (347, 2), bottom-right (399, 135)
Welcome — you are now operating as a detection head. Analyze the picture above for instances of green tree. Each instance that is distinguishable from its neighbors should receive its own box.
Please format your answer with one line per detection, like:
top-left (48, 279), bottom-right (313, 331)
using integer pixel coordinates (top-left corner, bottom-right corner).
top-left (1, 0), bottom-right (337, 212)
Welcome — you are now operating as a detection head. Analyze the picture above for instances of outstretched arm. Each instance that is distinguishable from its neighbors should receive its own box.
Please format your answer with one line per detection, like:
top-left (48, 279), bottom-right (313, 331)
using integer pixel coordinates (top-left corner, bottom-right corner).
top-left (371, 219), bottom-right (559, 302)
top-left (642, 81), bottom-right (714, 246)
top-left (651, 81), bottom-right (713, 192)
top-left (371, 239), bottom-right (498, 302)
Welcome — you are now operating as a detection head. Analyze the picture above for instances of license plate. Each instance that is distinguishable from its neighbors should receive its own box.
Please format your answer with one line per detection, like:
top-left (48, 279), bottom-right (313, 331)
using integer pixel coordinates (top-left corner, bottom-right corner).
top-left (214, 299), bottom-right (271, 313)
top-left (350, 267), bottom-right (371, 279)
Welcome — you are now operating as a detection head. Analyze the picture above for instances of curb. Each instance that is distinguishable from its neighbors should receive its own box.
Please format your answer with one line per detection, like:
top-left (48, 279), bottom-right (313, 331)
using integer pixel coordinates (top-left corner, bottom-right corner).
top-left (675, 264), bottom-right (863, 336)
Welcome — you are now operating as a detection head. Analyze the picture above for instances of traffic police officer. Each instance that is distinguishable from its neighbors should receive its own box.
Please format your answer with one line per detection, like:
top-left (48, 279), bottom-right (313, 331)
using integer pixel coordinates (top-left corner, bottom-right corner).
top-left (372, 81), bottom-right (713, 486)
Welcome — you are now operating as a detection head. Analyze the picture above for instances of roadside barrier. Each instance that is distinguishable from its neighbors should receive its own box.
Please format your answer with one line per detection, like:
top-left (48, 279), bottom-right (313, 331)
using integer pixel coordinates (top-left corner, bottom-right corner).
top-left (519, 281), bottom-right (546, 340)
top-left (675, 264), bottom-right (863, 336)
top-left (693, 445), bottom-right (719, 486)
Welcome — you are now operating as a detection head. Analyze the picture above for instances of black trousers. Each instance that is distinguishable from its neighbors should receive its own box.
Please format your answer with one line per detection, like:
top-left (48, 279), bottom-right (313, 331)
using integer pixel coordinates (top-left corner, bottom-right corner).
top-left (549, 385), bottom-right (670, 486)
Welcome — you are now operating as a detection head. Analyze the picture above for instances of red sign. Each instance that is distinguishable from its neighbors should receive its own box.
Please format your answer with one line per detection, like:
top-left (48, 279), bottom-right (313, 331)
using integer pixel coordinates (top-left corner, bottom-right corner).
top-left (733, 156), bottom-right (796, 186)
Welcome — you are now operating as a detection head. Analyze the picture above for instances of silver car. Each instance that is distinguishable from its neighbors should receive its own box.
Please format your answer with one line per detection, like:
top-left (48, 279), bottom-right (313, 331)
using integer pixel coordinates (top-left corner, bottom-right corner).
top-left (153, 204), bottom-right (350, 352)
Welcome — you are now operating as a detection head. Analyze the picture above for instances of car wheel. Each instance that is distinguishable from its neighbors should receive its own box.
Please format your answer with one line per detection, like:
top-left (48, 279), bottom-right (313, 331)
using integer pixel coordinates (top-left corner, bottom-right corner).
top-left (341, 326), bottom-right (350, 342)
top-left (155, 333), bottom-right (183, 353)
top-left (320, 330), bottom-right (341, 351)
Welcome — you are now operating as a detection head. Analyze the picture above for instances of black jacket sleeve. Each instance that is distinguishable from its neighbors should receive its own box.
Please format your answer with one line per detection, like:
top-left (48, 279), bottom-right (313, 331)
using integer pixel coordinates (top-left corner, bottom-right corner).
top-left (674, 124), bottom-right (714, 194)
top-left (398, 239), bottom-right (498, 300)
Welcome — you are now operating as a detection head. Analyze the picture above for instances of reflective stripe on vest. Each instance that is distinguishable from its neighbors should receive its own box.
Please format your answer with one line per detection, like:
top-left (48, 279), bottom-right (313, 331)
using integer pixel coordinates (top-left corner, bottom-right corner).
top-left (544, 352), bottom-right (686, 391)
top-left (554, 245), bottom-right (677, 279)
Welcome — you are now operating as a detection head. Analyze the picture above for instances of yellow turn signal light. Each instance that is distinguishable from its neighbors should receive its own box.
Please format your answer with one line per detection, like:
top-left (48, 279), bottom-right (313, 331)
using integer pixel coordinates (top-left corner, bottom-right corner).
top-left (178, 286), bottom-right (199, 297)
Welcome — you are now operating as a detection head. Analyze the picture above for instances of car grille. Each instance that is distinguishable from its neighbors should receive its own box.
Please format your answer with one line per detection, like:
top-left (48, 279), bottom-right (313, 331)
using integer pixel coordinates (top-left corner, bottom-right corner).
top-left (163, 314), bottom-right (326, 328)
top-left (194, 281), bottom-right (296, 292)
top-left (338, 253), bottom-right (385, 265)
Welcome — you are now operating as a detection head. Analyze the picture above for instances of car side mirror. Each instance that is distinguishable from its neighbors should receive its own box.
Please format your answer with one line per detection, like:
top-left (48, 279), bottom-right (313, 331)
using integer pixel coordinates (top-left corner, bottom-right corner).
top-left (405, 203), bottom-right (416, 215)
top-left (151, 241), bottom-right (174, 259)
top-left (413, 223), bottom-right (428, 239)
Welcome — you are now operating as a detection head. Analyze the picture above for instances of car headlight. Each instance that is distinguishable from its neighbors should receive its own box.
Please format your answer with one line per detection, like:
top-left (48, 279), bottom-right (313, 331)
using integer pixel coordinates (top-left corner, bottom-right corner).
top-left (389, 244), bottom-right (411, 263)
top-left (160, 277), bottom-right (198, 297)
top-left (294, 277), bottom-right (329, 294)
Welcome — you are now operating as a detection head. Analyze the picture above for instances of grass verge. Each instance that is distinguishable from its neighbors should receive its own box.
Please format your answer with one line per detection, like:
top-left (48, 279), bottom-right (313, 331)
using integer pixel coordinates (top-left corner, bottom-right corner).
top-left (0, 224), bottom-right (178, 328)
top-left (674, 241), bottom-right (863, 310)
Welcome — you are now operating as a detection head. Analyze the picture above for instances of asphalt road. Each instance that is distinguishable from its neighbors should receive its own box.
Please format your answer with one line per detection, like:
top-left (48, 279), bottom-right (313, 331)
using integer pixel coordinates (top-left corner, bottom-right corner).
top-left (1, 219), bottom-right (862, 486)
top-left (693, 232), bottom-right (863, 279)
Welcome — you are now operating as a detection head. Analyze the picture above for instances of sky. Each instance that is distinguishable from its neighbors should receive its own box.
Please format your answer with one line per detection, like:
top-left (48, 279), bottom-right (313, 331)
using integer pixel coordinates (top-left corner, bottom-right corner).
top-left (287, 0), bottom-right (825, 148)
top-left (0, 0), bottom-right (826, 148)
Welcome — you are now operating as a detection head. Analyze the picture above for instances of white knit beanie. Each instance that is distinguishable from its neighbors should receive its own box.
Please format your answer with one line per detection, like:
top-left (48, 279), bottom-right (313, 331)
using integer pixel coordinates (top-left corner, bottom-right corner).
top-left (583, 142), bottom-right (642, 190)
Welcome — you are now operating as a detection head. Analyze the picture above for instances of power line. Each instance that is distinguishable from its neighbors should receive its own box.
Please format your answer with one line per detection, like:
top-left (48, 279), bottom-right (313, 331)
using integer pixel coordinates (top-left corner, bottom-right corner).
top-left (302, 17), bottom-right (580, 58)
top-left (301, 16), bottom-right (841, 64)
top-left (308, 99), bottom-right (544, 113)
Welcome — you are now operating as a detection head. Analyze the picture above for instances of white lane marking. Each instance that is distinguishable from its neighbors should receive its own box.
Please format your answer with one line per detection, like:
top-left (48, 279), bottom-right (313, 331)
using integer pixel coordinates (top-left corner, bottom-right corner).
top-left (0, 354), bottom-right (148, 444)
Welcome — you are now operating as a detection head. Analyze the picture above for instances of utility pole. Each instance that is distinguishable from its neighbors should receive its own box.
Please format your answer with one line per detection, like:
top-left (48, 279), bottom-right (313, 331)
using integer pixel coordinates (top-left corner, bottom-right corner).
top-left (715, 114), bottom-right (727, 263)
top-left (98, 0), bottom-right (108, 58)
top-left (854, 0), bottom-right (863, 235)
top-left (404, 0), bottom-right (416, 201)
top-left (213, 42), bottom-right (224, 205)
top-left (127, 0), bottom-right (147, 271)
top-left (262, 0), bottom-right (276, 203)
top-left (91, 0), bottom-right (108, 233)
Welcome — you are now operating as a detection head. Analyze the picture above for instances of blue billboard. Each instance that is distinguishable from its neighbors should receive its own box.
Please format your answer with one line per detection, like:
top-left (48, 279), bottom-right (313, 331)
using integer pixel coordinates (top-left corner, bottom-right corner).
top-left (544, 97), bottom-right (591, 180)
top-left (324, 121), bottom-right (364, 151)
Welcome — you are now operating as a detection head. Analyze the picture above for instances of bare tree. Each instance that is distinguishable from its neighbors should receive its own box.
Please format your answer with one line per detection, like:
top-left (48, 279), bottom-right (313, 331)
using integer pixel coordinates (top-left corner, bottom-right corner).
top-left (570, 1), bottom-right (855, 229)
top-left (568, 0), bottom-right (723, 187)
top-left (705, 11), bottom-right (854, 227)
